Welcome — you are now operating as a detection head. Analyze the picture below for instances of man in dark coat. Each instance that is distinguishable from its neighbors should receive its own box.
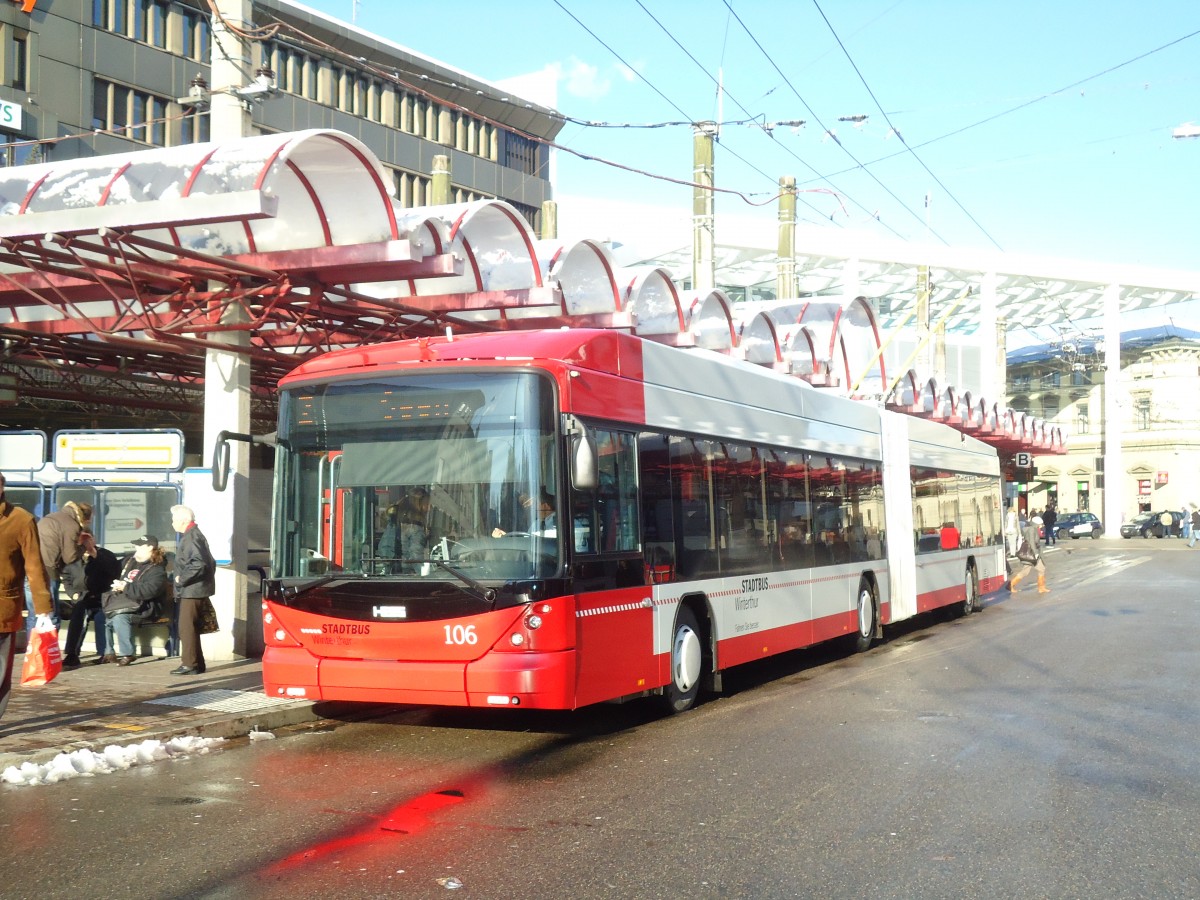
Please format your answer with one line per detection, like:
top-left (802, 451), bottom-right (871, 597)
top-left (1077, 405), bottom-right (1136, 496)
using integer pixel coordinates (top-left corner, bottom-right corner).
top-left (61, 532), bottom-right (123, 668)
top-left (170, 505), bottom-right (216, 675)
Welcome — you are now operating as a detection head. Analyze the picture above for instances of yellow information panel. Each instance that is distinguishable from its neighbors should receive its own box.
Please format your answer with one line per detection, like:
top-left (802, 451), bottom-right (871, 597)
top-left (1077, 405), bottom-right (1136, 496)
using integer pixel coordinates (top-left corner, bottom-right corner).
top-left (53, 430), bottom-right (184, 471)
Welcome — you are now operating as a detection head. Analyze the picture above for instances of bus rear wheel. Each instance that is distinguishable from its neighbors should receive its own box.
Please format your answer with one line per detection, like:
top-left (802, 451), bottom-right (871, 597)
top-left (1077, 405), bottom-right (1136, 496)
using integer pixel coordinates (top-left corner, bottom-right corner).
top-left (961, 565), bottom-right (980, 616)
top-left (661, 606), bottom-right (703, 714)
top-left (854, 580), bottom-right (876, 652)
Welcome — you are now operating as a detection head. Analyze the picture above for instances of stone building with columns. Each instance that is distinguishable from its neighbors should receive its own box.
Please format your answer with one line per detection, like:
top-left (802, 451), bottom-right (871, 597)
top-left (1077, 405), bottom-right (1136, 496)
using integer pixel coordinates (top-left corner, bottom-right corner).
top-left (1006, 325), bottom-right (1200, 526)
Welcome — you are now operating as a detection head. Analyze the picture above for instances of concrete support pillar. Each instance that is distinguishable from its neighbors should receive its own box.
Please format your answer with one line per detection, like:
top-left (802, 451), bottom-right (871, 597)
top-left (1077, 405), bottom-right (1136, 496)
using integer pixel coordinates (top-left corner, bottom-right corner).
top-left (692, 122), bottom-right (717, 292)
top-left (209, 0), bottom-right (253, 141)
top-left (201, 301), bottom-right (251, 659)
top-left (776, 176), bottom-right (796, 300)
top-left (202, 0), bottom-right (253, 658)
top-left (1102, 283), bottom-right (1123, 536)
top-left (431, 154), bottom-right (451, 205)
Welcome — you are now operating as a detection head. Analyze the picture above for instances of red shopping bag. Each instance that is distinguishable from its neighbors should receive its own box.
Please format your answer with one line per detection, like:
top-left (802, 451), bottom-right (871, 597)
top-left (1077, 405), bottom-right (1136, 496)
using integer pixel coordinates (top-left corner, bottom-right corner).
top-left (21, 628), bottom-right (62, 686)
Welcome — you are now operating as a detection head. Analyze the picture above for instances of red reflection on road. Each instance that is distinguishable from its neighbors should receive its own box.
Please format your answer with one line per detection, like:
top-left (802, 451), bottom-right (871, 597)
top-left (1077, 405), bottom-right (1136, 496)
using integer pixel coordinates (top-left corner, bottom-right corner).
top-left (268, 787), bottom-right (469, 873)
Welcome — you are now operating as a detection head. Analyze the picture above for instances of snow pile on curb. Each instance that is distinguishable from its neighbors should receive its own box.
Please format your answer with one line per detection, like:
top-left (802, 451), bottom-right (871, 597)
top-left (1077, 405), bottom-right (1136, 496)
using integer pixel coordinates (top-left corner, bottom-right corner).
top-left (1, 735), bottom-right (225, 787)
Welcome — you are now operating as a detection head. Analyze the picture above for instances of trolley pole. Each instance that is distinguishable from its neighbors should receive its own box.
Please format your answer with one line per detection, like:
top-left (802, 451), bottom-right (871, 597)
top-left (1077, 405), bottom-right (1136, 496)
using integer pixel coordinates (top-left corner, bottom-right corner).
top-left (692, 122), bottom-right (717, 292)
top-left (776, 175), bottom-right (796, 300)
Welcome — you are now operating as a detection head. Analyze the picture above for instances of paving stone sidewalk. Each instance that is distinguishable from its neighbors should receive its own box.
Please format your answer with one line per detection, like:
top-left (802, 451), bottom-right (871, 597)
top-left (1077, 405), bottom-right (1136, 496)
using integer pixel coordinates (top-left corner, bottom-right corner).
top-left (0, 650), bottom-right (337, 770)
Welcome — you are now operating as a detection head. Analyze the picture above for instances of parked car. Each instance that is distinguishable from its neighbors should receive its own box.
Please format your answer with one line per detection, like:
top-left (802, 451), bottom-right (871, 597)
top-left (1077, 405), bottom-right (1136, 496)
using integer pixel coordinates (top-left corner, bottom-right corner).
top-left (1053, 511), bottom-right (1103, 540)
top-left (1120, 510), bottom-right (1182, 539)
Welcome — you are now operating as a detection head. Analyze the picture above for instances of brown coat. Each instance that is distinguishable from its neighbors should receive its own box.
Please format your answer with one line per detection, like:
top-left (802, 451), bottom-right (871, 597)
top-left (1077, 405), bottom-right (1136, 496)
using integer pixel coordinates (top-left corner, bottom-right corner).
top-left (37, 503), bottom-right (86, 578)
top-left (0, 500), bottom-right (53, 633)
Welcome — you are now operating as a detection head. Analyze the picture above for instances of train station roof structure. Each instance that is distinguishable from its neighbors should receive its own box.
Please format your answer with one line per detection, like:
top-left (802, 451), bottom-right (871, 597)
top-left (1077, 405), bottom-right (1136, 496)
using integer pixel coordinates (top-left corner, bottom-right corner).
top-left (5, 128), bottom-right (1196, 456)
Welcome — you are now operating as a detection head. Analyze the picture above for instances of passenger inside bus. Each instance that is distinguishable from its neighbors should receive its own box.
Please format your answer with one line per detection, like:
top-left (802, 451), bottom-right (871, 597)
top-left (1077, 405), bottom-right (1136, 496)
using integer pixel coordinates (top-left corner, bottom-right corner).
top-left (375, 487), bottom-right (431, 572)
top-left (491, 489), bottom-right (556, 538)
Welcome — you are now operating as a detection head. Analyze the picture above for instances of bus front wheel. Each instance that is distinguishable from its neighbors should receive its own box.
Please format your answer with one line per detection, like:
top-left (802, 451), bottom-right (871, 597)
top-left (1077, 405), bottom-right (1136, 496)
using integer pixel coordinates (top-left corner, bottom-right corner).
top-left (854, 580), bottom-right (877, 652)
top-left (662, 606), bottom-right (703, 714)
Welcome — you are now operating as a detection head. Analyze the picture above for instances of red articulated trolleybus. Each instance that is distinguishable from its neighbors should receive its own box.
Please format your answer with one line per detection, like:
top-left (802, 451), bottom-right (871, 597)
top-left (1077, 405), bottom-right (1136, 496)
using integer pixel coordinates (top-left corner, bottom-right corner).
top-left (248, 328), bottom-right (1005, 713)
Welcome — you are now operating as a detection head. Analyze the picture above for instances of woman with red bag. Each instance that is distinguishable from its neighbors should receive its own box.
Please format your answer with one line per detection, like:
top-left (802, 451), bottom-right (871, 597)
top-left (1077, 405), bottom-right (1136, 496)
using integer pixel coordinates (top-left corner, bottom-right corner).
top-left (0, 474), bottom-right (55, 720)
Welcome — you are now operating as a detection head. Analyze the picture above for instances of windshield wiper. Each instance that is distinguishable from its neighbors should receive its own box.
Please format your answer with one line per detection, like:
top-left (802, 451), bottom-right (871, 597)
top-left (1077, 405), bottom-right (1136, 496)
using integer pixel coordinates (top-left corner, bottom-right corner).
top-left (430, 560), bottom-right (496, 603)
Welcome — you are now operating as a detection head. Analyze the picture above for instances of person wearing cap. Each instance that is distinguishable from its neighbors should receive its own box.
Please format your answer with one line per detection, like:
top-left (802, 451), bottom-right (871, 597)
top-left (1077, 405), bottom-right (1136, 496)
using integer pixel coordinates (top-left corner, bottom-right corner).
top-left (1009, 514), bottom-right (1050, 594)
top-left (101, 534), bottom-right (169, 666)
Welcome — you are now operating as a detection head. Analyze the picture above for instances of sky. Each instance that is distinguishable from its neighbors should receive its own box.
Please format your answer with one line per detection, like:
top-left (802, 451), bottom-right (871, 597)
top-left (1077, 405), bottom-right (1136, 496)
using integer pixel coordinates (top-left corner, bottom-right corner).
top-left (294, 1), bottom-right (1200, 276)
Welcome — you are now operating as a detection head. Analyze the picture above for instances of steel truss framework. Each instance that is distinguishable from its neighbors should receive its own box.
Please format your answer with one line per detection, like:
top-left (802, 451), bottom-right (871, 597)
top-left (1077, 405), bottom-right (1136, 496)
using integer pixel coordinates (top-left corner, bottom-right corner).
top-left (0, 129), bottom-right (1073, 459)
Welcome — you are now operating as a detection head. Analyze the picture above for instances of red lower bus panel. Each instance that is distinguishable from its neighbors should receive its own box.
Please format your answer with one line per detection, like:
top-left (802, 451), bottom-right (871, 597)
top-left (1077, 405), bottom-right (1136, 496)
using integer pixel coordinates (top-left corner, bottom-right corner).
top-left (917, 582), bottom-right (965, 614)
top-left (464, 649), bottom-right (577, 709)
top-left (980, 573), bottom-right (1006, 594)
top-left (263, 646), bottom-right (469, 705)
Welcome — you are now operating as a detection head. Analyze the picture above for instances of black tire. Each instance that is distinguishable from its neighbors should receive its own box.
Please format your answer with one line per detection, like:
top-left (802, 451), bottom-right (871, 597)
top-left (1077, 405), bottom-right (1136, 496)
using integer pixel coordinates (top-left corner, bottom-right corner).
top-left (961, 565), bottom-right (980, 617)
top-left (1143, 529), bottom-right (1152, 539)
top-left (661, 606), bottom-right (703, 714)
top-left (854, 579), bottom-right (877, 652)
top-left (1091, 529), bottom-right (1101, 540)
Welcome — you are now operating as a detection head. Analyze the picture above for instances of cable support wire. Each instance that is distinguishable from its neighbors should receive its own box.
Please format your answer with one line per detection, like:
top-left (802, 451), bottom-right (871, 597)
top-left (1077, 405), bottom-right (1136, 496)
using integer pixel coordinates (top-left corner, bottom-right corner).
top-left (809, 0), bottom-right (1002, 250)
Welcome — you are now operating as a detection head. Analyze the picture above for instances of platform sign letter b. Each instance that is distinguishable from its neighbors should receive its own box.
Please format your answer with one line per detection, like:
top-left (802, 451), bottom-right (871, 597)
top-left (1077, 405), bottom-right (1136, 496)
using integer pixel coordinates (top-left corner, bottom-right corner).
top-left (1015, 452), bottom-right (1032, 468)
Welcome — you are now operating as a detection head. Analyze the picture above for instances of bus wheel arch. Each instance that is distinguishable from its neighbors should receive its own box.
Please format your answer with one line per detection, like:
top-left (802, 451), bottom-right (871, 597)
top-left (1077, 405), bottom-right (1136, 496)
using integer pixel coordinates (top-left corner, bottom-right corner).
top-left (853, 575), bottom-right (879, 653)
top-left (660, 595), bottom-right (711, 714)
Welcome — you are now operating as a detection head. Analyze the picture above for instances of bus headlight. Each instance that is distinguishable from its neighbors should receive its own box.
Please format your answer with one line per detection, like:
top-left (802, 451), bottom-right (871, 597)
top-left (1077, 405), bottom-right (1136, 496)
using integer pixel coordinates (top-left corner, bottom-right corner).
top-left (274, 629), bottom-right (287, 642)
top-left (525, 614), bottom-right (543, 630)
top-left (510, 633), bottom-right (525, 646)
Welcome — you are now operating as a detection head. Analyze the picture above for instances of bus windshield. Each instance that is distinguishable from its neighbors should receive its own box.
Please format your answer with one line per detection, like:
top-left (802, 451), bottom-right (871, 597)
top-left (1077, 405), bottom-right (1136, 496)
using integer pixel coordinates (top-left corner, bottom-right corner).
top-left (273, 370), bottom-right (560, 583)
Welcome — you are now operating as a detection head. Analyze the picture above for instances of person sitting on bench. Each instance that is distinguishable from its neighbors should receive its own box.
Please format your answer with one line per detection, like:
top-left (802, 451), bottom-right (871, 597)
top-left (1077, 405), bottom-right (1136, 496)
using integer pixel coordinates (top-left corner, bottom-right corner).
top-left (101, 534), bottom-right (169, 666)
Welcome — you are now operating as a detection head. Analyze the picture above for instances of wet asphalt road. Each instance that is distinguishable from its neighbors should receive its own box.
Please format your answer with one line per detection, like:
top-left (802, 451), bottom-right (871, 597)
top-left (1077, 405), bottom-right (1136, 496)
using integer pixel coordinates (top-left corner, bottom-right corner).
top-left (2, 537), bottom-right (1199, 899)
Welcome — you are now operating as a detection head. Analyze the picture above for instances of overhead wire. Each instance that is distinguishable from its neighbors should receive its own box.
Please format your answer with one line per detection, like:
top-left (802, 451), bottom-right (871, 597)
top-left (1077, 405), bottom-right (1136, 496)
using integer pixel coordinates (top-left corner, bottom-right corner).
top-left (809, 0), bottom-right (1003, 250)
top-left (720, 0), bottom-right (950, 244)
top-left (627, 0), bottom-right (852, 226)
top-left (810, 26), bottom-right (1200, 183)
top-left (551, 0), bottom-right (806, 210)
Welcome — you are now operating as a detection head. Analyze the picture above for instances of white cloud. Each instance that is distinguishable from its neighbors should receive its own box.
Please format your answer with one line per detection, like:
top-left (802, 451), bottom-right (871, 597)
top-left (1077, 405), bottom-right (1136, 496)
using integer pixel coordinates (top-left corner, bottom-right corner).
top-left (558, 56), bottom-right (612, 100)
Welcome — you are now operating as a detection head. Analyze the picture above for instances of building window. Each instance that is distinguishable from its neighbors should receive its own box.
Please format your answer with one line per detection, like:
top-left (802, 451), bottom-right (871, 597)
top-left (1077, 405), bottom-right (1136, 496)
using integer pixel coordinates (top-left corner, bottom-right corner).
top-left (1011, 374), bottom-right (1031, 391)
top-left (180, 107), bottom-right (209, 144)
top-left (0, 133), bottom-right (41, 167)
top-left (1076, 403), bottom-right (1089, 434)
top-left (391, 168), bottom-right (431, 208)
top-left (1040, 370), bottom-right (1060, 389)
top-left (99, 0), bottom-right (127, 34)
top-left (502, 132), bottom-right (542, 176)
top-left (92, 77), bottom-right (171, 146)
top-left (132, 0), bottom-right (170, 46)
top-left (8, 31), bottom-right (27, 91)
top-left (1069, 368), bottom-right (1091, 386)
top-left (182, 8), bottom-right (211, 62)
top-left (267, 40), bottom-right (322, 100)
top-left (1134, 397), bottom-right (1151, 430)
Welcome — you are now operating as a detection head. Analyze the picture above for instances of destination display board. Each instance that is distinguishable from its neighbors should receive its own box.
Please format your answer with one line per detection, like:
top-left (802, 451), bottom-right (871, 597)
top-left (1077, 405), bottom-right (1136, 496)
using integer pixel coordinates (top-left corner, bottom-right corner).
top-left (53, 430), bottom-right (185, 472)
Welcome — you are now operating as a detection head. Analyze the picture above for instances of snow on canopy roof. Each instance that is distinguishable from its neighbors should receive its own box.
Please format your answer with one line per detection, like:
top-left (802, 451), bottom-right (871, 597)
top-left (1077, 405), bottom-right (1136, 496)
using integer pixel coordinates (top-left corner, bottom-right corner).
top-left (0, 129), bottom-right (398, 254)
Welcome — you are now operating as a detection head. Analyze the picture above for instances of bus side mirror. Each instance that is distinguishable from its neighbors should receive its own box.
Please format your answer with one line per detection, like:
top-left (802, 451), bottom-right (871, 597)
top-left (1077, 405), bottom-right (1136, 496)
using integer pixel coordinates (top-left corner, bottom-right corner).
top-left (565, 417), bottom-right (598, 492)
top-left (211, 430), bottom-right (276, 492)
